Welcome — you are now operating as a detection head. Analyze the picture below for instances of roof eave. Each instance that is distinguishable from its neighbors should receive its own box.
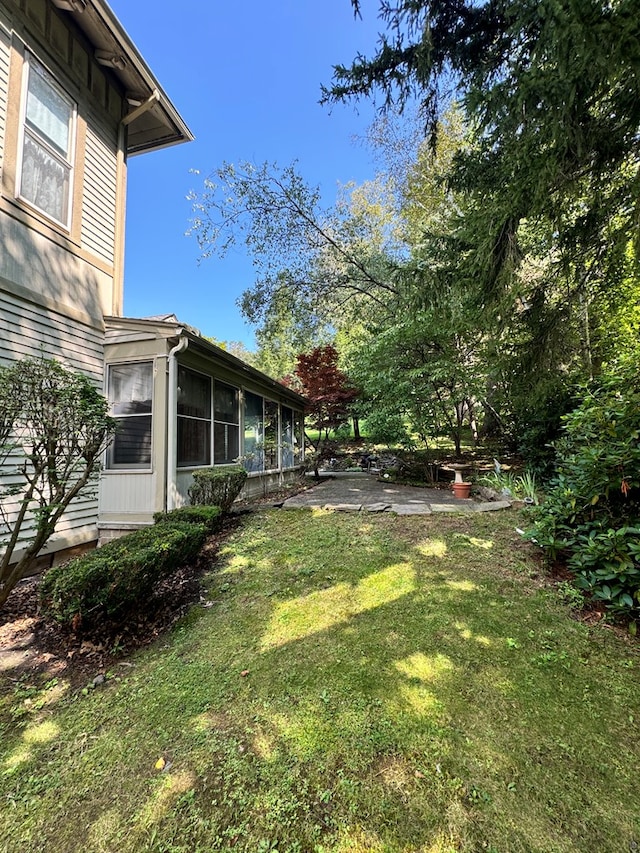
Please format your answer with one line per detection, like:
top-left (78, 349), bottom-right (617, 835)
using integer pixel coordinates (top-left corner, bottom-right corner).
top-left (54, 0), bottom-right (194, 153)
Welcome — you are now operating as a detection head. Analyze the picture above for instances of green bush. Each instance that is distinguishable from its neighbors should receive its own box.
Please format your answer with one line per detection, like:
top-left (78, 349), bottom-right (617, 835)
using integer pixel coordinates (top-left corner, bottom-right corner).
top-left (153, 504), bottom-right (223, 532)
top-left (188, 465), bottom-right (247, 512)
top-left (39, 522), bottom-right (207, 627)
top-left (529, 366), bottom-right (640, 613)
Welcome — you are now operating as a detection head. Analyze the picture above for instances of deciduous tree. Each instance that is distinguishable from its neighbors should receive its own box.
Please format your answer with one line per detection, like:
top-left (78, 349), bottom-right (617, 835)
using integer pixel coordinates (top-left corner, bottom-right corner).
top-left (0, 358), bottom-right (115, 608)
top-left (295, 345), bottom-right (359, 441)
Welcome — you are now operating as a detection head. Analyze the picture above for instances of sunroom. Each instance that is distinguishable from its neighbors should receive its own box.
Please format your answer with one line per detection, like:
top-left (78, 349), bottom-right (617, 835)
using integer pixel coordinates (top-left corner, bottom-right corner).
top-left (98, 315), bottom-right (306, 540)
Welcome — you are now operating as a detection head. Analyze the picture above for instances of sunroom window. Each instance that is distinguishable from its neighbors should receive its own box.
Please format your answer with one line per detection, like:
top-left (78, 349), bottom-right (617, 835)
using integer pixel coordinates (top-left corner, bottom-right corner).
top-left (107, 362), bottom-right (153, 469)
top-left (263, 400), bottom-right (279, 470)
top-left (294, 411), bottom-right (304, 464)
top-left (214, 382), bottom-right (239, 464)
top-left (243, 391), bottom-right (264, 472)
top-left (177, 367), bottom-right (212, 467)
top-left (18, 55), bottom-right (75, 227)
top-left (281, 406), bottom-right (295, 468)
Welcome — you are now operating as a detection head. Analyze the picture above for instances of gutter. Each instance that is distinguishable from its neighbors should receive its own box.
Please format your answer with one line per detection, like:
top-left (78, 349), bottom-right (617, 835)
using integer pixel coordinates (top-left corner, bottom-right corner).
top-left (166, 334), bottom-right (189, 511)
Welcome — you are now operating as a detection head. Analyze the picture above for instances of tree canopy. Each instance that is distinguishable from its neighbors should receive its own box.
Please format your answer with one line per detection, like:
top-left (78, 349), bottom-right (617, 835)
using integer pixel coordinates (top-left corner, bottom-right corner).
top-left (325, 0), bottom-right (640, 298)
top-left (188, 1), bottom-right (640, 469)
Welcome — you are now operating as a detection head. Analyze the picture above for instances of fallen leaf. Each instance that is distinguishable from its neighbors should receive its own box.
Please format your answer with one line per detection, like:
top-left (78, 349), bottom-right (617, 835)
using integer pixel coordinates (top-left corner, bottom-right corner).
top-left (155, 757), bottom-right (166, 770)
top-left (240, 670), bottom-right (250, 677)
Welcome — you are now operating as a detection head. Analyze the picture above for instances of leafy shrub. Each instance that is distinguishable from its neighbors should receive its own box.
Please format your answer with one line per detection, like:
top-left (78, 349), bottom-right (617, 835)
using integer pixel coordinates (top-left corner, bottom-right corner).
top-left (153, 505), bottom-right (222, 532)
top-left (188, 465), bottom-right (247, 512)
top-left (362, 410), bottom-right (412, 449)
top-left (39, 522), bottom-right (207, 627)
top-left (477, 468), bottom-right (539, 503)
top-left (529, 366), bottom-right (640, 613)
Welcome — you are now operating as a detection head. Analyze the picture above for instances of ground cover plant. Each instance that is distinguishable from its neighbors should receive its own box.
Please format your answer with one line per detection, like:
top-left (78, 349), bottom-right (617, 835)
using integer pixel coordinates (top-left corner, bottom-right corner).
top-left (1, 509), bottom-right (639, 852)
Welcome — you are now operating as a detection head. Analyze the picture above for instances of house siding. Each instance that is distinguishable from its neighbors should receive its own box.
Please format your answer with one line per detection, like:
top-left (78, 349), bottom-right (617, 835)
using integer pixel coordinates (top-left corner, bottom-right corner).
top-left (81, 121), bottom-right (118, 265)
top-left (0, 288), bottom-right (105, 560)
top-left (0, 19), bottom-right (9, 171)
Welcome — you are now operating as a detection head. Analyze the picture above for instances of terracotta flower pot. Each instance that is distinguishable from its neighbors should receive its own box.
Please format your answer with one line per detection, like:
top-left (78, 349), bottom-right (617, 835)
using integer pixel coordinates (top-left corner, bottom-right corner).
top-left (452, 481), bottom-right (472, 499)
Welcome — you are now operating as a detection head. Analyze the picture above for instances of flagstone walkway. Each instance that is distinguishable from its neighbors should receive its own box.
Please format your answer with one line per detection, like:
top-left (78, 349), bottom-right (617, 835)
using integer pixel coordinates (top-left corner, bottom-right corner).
top-left (281, 473), bottom-right (511, 515)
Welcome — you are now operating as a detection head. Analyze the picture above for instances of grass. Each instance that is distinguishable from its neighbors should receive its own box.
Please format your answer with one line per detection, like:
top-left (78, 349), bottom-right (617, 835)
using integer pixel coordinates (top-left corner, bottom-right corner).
top-left (1, 509), bottom-right (639, 852)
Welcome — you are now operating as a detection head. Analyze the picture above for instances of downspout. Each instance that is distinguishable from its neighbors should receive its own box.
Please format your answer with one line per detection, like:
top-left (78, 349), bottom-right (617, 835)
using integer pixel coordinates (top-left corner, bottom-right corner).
top-left (166, 335), bottom-right (189, 511)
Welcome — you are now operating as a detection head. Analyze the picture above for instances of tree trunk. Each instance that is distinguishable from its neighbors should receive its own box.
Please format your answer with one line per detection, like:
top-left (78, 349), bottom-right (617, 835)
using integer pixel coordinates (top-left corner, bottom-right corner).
top-left (352, 416), bottom-right (361, 440)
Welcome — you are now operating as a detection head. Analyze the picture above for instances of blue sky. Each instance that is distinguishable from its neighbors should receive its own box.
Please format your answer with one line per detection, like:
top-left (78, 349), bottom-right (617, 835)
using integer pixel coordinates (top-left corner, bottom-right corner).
top-left (108, 0), bottom-right (382, 347)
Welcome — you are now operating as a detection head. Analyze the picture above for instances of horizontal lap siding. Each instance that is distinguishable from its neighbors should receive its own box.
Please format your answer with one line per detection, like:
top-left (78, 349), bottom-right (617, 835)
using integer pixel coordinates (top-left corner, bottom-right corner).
top-left (0, 293), bottom-right (104, 379)
top-left (0, 22), bottom-right (9, 169)
top-left (81, 124), bottom-right (117, 265)
top-left (0, 291), bottom-right (105, 556)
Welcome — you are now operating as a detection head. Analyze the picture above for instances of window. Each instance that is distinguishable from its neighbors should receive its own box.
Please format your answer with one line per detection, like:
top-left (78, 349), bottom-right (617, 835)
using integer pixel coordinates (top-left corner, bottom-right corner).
top-left (243, 391), bottom-right (264, 472)
top-left (263, 400), bottom-right (279, 470)
top-left (294, 412), bottom-right (305, 464)
top-left (107, 362), bottom-right (153, 469)
top-left (17, 55), bottom-right (76, 227)
top-left (281, 407), bottom-right (295, 468)
top-left (214, 382), bottom-right (239, 464)
top-left (177, 367), bottom-right (211, 467)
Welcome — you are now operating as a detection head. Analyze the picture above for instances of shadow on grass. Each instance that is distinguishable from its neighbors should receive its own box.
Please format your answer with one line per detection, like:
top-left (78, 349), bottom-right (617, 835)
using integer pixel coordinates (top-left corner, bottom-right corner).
top-left (1, 510), bottom-right (639, 853)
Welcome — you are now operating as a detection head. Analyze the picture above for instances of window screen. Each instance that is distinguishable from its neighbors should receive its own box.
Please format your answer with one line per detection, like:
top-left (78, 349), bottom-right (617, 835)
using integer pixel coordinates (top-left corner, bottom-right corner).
top-left (107, 362), bottom-right (153, 468)
top-left (177, 367), bottom-right (211, 467)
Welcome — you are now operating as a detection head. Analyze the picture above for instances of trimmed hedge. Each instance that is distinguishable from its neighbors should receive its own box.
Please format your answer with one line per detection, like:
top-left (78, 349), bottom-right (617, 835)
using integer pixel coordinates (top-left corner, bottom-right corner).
top-left (39, 521), bottom-right (207, 627)
top-left (153, 504), bottom-right (223, 532)
top-left (188, 465), bottom-right (247, 512)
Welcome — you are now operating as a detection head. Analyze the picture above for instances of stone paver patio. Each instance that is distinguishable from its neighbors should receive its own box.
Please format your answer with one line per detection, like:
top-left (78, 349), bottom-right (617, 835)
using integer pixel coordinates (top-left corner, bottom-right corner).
top-left (281, 472), bottom-right (511, 515)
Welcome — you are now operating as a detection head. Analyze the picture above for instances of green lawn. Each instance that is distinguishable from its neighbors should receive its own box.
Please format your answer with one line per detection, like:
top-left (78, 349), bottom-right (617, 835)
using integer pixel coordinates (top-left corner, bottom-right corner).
top-left (2, 509), bottom-right (639, 852)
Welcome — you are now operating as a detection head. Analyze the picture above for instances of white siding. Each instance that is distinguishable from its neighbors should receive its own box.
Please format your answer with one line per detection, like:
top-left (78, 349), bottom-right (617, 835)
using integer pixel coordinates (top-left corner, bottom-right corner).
top-left (81, 122), bottom-right (118, 264)
top-left (0, 290), bottom-right (105, 559)
top-left (0, 18), bottom-right (9, 170)
top-left (98, 473), bottom-right (158, 521)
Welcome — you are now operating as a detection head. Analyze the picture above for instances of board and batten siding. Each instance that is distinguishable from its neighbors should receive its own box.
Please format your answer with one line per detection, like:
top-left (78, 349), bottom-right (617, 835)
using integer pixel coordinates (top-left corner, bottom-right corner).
top-left (80, 122), bottom-right (118, 265)
top-left (0, 289), bottom-right (105, 560)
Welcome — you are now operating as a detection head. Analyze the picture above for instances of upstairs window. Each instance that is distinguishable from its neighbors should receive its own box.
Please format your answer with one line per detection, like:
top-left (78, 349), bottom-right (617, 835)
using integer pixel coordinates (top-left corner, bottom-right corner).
top-left (17, 55), bottom-right (76, 227)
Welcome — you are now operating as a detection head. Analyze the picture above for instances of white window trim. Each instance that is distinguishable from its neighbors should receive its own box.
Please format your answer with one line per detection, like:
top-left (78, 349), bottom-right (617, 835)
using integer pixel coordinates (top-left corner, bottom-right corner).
top-left (16, 52), bottom-right (77, 230)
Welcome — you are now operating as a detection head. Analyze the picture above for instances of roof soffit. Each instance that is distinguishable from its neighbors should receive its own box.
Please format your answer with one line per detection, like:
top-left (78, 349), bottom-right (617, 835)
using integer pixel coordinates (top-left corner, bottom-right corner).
top-left (50, 0), bottom-right (193, 153)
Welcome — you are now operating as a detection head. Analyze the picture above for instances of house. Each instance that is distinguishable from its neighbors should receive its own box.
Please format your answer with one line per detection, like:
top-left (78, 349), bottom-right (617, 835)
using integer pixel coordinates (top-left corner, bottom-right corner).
top-left (99, 315), bottom-right (307, 540)
top-left (0, 1), bottom-right (306, 571)
top-left (0, 0), bottom-right (193, 568)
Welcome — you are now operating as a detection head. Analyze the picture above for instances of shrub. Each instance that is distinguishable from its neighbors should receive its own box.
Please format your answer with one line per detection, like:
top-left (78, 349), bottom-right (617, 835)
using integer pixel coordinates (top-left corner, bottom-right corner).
top-left (529, 366), bottom-right (640, 613)
top-left (39, 522), bottom-right (207, 627)
top-left (362, 410), bottom-right (412, 449)
top-left (153, 505), bottom-right (223, 532)
top-left (188, 465), bottom-right (247, 512)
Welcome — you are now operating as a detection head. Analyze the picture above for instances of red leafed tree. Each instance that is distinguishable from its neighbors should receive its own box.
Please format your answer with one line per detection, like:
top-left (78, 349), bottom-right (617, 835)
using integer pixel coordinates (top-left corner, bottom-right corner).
top-left (295, 345), bottom-right (358, 441)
